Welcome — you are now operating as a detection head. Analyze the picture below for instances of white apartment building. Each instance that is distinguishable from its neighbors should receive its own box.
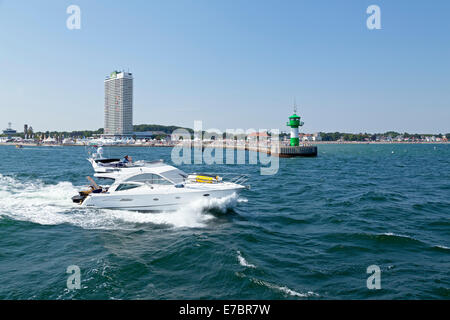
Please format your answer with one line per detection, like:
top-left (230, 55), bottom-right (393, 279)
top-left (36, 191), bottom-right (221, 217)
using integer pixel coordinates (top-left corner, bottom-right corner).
top-left (104, 71), bottom-right (133, 135)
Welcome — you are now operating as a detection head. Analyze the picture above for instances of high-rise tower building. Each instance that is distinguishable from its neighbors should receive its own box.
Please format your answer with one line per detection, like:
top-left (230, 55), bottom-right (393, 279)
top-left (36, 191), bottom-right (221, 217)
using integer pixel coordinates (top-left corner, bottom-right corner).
top-left (104, 71), bottom-right (133, 135)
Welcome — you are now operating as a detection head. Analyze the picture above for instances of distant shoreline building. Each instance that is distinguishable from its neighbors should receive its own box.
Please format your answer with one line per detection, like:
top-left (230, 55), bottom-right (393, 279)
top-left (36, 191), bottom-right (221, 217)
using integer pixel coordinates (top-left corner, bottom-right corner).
top-left (3, 122), bottom-right (17, 137)
top-left (104, 71), bottom-right (133, 136)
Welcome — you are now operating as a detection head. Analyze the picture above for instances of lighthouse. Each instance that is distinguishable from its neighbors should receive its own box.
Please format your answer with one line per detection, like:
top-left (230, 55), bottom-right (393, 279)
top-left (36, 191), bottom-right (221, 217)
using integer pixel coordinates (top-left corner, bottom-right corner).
top-left (286, 105), bottom-right (304, 146)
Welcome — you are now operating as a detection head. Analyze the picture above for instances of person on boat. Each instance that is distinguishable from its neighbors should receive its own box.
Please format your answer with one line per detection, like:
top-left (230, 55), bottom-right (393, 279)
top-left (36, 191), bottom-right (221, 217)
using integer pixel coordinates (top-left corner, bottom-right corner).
top-left (122, 155), bottom-right (132, 164)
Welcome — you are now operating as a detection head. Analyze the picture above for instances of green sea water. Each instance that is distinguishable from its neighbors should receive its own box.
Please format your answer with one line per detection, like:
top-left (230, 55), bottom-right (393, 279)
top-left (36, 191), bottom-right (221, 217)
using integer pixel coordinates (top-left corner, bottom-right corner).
top-left (0, 144), bottom-right (448, 299)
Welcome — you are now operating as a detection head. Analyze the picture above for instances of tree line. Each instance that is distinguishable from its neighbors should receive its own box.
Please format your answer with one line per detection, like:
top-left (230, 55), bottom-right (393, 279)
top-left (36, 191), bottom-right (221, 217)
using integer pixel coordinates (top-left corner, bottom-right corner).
top-left (319, 132), bottom-right (449, 141)
top-left (3, 126), bottom-right (449, 141)
top-left (1, 124), bottom-right (192, 139)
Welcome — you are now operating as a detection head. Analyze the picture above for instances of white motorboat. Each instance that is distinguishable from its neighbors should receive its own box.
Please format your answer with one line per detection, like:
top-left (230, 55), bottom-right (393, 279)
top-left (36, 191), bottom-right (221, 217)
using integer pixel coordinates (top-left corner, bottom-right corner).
top-left (73, 153), bottom-right (248, 211)
top-left (88, 156), bottom-right (148, 173)
top-left (86, 147), bottom-right (147, 173)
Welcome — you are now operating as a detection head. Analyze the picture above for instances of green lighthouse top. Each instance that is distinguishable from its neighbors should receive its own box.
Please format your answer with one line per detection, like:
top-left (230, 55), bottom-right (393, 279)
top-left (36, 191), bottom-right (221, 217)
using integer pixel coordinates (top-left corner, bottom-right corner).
top-left (286, 102), bottom-right (304, 128)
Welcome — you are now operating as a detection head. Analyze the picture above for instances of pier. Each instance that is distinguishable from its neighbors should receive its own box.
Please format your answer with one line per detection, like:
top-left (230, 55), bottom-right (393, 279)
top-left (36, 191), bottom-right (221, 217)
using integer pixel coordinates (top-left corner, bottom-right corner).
top-left (272, 145), bottom-right (318, 157)
top-left (241, 145), bottom-right (317, 157)
top-left (196, 142), bottom-right (318, 157)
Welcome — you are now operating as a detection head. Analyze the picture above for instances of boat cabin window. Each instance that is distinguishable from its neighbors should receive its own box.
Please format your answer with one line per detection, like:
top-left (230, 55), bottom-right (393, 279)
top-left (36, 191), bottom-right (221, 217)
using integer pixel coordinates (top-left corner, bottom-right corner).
top-left (115, 183), bottom-right (141, 191)
top-left (125, 173), bottom-right (172, 185)
top-left (160, 169), bottom-right (187, 184)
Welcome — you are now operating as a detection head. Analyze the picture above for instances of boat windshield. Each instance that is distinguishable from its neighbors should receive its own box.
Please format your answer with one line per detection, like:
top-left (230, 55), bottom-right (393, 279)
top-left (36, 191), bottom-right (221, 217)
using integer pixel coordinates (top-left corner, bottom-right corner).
top-left (125, 173), bottom-right (172, 185)
top-left (160, 169), bottom-right (187, 184)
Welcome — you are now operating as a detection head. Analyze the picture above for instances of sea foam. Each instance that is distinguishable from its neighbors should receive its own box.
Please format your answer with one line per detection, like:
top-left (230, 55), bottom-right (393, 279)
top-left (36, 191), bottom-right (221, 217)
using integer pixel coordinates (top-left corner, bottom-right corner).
top-left (237, 250), bottom-right (256, 268)
top-left (250, 277), bottom-right (318, 298)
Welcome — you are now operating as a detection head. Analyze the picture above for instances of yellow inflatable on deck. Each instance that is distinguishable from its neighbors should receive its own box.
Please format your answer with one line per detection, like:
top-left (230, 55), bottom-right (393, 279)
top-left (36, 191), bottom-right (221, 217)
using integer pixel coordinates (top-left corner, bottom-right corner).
top-left (193, 175), bottom-right (220, 184)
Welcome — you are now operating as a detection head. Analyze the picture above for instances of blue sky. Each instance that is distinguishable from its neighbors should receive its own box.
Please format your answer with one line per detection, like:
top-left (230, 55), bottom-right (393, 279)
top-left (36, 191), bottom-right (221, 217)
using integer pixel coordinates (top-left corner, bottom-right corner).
top-left (0, 0), bottom-right (449, 133)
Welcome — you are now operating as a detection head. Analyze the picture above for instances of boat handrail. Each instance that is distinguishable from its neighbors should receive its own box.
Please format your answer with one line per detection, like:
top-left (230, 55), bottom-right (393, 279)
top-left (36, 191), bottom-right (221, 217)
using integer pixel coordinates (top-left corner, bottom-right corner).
top-left (229, 174), bottom-right (250, 185)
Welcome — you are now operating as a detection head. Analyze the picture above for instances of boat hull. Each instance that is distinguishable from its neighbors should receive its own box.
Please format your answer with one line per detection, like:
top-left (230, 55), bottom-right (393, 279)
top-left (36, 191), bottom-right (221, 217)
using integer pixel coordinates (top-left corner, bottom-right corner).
top-left (80, 186), bottom-right (243, 212)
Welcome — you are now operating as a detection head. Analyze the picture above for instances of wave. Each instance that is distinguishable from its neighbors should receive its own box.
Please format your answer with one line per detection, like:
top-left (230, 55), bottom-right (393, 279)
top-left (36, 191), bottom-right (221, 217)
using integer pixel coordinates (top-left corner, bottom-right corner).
top-left (0, 174), bottom-right (240, 229)
top-left (250, 278), bottom-right (318, 298)
top-left (376, 233), bottom-right (446, 250)
top-left (324, 231), bottom-right (421, 244)
top-left (358, 191), bottom-right (407, 203)
top-left (236, 250), bottom-right (256, 268)
top-left (432, 245), bottom-right (450, 251)
top-left (325, 231), bottom-right (448, 252)
top-left (380, 232), bottom-right (413, 239)
top-left (361, 232), bottom-right (425, 246)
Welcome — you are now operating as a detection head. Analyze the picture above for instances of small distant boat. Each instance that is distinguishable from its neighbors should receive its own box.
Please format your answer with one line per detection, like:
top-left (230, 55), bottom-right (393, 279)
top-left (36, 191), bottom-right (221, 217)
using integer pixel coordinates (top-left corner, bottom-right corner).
top-left (15, 144), bottom-right (23, 149)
